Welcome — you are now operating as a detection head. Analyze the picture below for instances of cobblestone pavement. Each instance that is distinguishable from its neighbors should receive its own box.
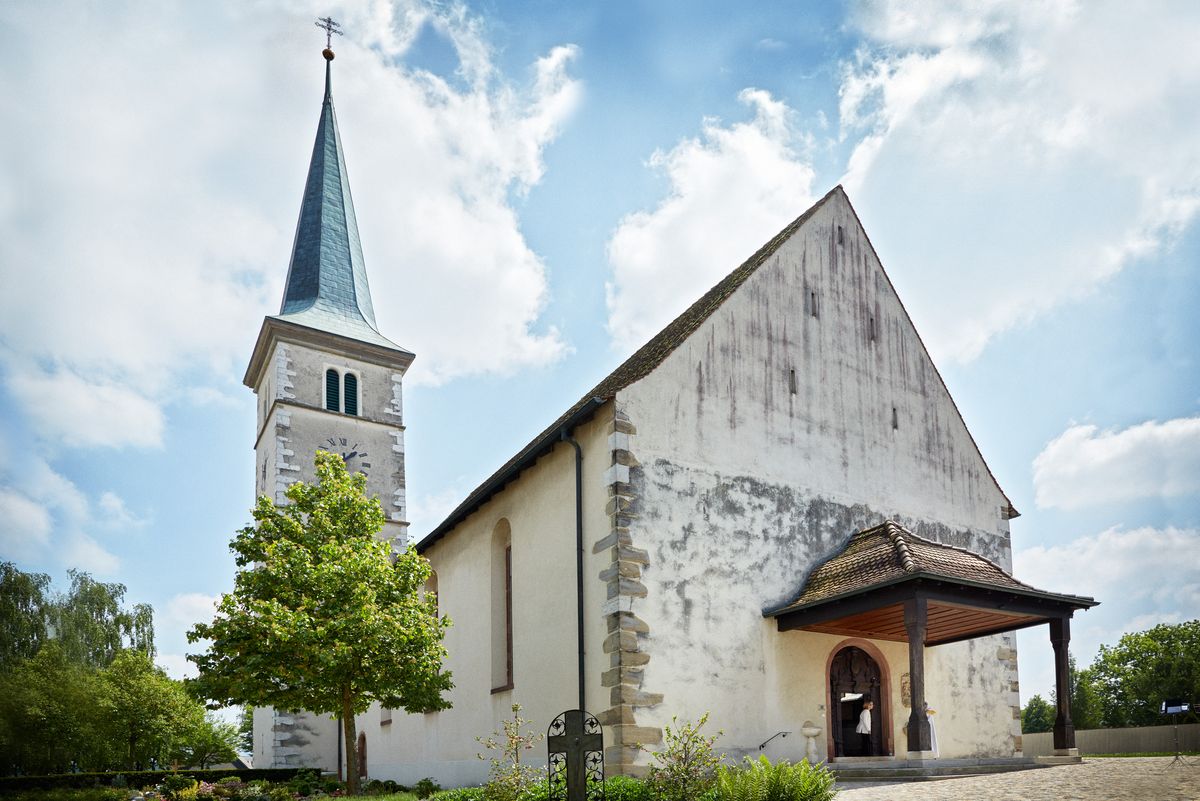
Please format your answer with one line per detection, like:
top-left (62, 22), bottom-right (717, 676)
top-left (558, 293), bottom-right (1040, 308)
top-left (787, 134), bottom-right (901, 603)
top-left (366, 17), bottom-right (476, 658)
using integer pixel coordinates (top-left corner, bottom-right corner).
top-left (835, 757), bottom-right (1200, 801)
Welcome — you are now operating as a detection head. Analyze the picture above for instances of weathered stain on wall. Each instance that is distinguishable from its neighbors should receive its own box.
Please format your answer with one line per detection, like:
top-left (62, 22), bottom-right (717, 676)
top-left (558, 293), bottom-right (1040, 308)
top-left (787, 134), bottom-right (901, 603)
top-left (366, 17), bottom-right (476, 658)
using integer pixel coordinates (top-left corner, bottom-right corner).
top-left (616, 190), bottom-right (1019, 761)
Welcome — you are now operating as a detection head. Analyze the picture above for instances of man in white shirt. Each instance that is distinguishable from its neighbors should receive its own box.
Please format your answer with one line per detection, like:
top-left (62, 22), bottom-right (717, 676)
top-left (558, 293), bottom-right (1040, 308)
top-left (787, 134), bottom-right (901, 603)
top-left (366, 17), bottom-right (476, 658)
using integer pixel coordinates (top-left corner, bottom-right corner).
top-left (855, 700), bottom-right (875, 756)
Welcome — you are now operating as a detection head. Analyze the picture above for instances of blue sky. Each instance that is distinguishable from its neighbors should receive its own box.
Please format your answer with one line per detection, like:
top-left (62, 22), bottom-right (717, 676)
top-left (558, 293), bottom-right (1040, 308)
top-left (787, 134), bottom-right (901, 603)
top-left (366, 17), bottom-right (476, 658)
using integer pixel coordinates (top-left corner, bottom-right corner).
top-left (1, 0), bottom-right (1198, 707)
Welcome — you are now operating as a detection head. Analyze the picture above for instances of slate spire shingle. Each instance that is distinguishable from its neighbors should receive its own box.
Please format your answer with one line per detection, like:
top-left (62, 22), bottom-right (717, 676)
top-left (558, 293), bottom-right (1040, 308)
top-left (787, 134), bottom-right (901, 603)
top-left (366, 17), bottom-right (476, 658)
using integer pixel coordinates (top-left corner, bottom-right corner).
top-left (273, 54), bottom-right (407, 353)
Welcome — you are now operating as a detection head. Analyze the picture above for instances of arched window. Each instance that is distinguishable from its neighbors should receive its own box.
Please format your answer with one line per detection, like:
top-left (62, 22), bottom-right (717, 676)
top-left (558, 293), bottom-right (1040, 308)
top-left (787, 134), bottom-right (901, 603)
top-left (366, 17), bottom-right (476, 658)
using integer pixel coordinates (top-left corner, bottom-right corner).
top-left (343, 373), bottom-right (359, 416)
top-left (325, 369), bottom-right (340, 412)
top-left (357, 731), bottom-right (367, 778)
top-left (490, 519), bottom-right (513, 692)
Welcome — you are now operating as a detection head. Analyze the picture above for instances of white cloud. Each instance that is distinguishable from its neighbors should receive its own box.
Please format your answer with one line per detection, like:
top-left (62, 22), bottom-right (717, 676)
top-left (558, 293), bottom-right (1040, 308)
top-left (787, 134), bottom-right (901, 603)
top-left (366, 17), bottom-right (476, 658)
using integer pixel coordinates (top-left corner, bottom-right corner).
top-left (1032, 416), bottom-right (1200, 510)
top-left (407, 484), bottom-right (471, 541)
top-left (161, 592), bottom-right (221, 633)
top-left (0, 489), bottom-right (52, 560)
top-left (1013, 525), bottom-right (1200, 701)
top-left (98, 491), bottom-right (150, 530)
top-left (63, 533), bottom-right (121, 577)
top-left (606, 89), bottom-right (816, 352)
top-left (7, 365), bottom-right (166, 449)
top-left (0, 456), bottom-right (119, 572)
top-left (839, 0), bottom-right (1200, 363)
top-left (157, 652), bottom-right (198, 681)
top-left (0, 0), bottom-right (580, 449)
top-left (1015, 525), bottom-right (1199, 609)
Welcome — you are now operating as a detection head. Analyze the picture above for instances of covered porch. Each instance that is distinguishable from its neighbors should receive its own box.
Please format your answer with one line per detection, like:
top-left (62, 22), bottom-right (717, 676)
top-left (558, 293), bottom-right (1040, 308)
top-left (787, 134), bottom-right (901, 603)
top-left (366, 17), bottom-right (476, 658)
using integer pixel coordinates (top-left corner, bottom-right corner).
top-left (765, 521), bottom-right (1097, 761)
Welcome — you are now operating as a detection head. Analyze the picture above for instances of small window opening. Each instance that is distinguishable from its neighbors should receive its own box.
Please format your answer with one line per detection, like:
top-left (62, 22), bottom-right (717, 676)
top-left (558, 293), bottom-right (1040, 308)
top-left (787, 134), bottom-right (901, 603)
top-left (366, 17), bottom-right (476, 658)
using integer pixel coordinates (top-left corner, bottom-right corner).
top-left (869, 315), bottom-right (876, 342)
top-left (837, 225), bottom-right (845, 245)
top-left (324, 369), bottom-right (340, 412)
top-left (788, 368), bottom-right (797, 395)
top-left (891, 406), bottom-right (899, 431)
top-left (810, 291), bottom-right (819, 318)
top-left (343, 373), bottom-right (359, 416)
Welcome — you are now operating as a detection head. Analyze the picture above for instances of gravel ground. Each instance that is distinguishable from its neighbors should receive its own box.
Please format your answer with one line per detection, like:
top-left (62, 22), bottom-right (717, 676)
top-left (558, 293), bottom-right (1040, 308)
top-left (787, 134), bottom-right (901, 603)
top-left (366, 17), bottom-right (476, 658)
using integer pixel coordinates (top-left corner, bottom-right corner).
top-left (835, 757), bottom-right (1200, 801)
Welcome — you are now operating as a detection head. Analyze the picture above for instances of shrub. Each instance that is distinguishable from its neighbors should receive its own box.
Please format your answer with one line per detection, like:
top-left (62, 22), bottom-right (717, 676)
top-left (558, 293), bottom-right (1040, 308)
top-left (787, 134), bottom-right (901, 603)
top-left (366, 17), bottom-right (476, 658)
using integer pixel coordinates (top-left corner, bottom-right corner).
top-left (413, 779), bottom-right (440, 800)
top-left (0, 771), bottom-right (301, 794)
top-left (426, 789), bottom-right (485, 801)
top-left (287, 770), bottom-right (322, 798)
top-left (2, 790), bottom-right (128, 801)
top-left (714, 756), bottom-right (837, 801)
top-left (320, 781), bottom-right (342, 795)
top-left (476, 705), bottom-right (544, 801)
top-left (161, 776), bottom-right (197, 800)
top-left (643, 714), bottom-right (724, 801)
top-left (602, 776), bottom-right (651, 801)
top-left (267, 788), bottom-right (293, 801)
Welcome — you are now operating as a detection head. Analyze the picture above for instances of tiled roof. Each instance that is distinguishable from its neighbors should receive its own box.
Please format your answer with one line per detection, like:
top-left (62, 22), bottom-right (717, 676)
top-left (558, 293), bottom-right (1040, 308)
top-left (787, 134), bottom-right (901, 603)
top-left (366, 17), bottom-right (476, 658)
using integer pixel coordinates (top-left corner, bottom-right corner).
top-left (417, 188), bottom-right (843, 549)
top-left (276, 60), bottom-right (408, 354)
top-left (771, 521), bottom-right (1052, 614)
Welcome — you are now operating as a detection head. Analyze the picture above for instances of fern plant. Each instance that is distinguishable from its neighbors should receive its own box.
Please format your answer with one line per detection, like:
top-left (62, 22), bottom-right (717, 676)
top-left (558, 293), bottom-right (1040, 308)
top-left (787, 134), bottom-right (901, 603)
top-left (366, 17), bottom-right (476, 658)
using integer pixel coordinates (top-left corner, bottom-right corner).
top-left (714, 755), bottom-right (837, 801)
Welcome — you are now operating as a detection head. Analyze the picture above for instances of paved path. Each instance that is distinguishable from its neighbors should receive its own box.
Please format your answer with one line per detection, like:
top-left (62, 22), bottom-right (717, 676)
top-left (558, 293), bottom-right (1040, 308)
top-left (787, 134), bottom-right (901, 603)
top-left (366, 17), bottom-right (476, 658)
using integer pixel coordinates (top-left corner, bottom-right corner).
top-left (835, 757), bottom-right (1200, 801)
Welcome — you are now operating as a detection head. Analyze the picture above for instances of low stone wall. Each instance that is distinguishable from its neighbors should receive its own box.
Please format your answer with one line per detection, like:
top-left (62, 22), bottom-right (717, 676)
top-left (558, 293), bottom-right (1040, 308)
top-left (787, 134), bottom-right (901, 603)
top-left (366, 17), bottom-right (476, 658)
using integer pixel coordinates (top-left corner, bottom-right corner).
top-left (1022, 723), bottom-right (1200, 757)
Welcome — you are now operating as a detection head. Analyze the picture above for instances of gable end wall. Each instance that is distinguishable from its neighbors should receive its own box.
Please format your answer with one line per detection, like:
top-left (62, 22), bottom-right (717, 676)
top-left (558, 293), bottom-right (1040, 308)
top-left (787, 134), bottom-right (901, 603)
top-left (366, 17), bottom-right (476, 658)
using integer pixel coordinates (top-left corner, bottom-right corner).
top-left (614, 191), bottom-right (1022, 761)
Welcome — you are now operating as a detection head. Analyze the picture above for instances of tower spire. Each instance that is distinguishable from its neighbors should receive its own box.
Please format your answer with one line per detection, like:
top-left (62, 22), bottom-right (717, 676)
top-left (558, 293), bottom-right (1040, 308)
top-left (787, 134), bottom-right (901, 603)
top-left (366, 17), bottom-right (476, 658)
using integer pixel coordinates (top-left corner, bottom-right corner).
top-left (272, 24), bottom-right (405, 353)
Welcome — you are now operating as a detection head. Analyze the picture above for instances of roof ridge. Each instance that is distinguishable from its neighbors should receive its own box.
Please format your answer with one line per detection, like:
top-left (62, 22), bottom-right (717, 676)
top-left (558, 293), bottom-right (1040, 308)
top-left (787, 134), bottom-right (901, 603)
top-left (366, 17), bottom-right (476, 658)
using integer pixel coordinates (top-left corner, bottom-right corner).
top-left (884, 520), bottom-right (919, 572)
top-left (420, 187), bottom-right (843, 548)
top-left (898, 524), bottom-right (1047, 589)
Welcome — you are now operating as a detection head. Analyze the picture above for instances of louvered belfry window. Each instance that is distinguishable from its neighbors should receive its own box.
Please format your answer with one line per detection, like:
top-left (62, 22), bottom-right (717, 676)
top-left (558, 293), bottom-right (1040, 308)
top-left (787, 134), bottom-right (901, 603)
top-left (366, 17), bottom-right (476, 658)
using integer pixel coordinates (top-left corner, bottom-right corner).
top-left (343, 373), bottom-right (359, 416)
top-left (325, 369), bottom-right (340, 412)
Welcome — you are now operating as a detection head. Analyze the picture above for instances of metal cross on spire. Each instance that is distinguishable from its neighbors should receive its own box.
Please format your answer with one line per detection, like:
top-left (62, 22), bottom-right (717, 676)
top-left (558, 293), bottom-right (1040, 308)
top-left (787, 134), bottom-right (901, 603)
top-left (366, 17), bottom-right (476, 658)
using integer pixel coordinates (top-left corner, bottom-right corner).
top-left (315, 16), bottom-right (343, 49)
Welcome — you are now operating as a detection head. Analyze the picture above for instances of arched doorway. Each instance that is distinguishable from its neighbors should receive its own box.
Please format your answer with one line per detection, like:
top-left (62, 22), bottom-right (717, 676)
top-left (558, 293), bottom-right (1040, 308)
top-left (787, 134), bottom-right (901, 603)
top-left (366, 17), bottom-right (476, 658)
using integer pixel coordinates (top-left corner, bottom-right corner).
top-left (829, 645), bottom-right (887, 758)
top-left (357, 732), bottom-right (367, 778)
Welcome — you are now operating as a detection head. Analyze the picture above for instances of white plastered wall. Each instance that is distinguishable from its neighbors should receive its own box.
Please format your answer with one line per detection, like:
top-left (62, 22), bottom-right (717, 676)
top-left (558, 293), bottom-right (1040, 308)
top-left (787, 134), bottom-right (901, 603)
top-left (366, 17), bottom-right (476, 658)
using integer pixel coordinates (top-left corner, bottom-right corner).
top-left (362, 412), bottom-right (613, 786)
top-left (614, 189), bottom-right (1022, 762)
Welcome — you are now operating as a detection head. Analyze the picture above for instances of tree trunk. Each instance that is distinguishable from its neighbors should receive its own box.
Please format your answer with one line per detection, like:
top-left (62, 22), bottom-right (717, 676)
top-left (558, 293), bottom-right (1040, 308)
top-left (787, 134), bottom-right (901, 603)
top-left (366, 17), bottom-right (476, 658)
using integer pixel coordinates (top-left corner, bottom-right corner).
top-left (341, 690), bottom-right (359, 795)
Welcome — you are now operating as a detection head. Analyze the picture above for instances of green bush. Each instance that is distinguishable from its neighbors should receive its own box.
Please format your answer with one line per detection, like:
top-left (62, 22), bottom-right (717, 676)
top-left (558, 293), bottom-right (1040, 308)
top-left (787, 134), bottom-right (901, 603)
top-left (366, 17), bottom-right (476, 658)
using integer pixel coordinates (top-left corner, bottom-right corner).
top-left (413, 779), bottom-right (440, 800)
top-left (162, 776), bottom-right (197, 800)
top-left (602, 776), bottom-right (651, 801)
top-left (2, 790), bottom-right (128, 801)
top-left (267, 788), bottom-right (292, 801)
top-left (426, 789), bottom-right (485, 801)
top-left (645, 714), bottom-right (724, 801)
top-left (514, 784), bottom-right (546, 801)
top-left (714, 756), bottom-right (837, 801)
top-left (0, 770), bottom-right (300, 794)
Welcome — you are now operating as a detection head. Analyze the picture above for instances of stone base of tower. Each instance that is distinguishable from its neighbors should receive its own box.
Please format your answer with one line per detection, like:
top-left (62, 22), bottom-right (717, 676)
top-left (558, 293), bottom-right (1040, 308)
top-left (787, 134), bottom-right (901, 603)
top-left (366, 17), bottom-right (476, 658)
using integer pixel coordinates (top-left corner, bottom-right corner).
top-left (253, 706), bottom-right (340, 772)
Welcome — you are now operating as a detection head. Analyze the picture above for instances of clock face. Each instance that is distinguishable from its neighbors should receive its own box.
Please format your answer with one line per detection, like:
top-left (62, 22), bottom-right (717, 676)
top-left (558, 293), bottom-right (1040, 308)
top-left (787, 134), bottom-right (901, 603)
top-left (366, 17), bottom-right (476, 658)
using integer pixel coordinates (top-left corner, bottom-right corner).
top-left (325, 436), bottom-right (371, 476)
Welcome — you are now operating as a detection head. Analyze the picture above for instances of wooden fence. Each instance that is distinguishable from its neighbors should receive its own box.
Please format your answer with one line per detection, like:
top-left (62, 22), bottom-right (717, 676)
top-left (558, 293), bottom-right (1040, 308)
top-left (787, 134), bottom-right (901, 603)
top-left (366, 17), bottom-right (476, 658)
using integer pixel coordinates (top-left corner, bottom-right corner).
top-left (1023, 723), bottom-right (1200, 757)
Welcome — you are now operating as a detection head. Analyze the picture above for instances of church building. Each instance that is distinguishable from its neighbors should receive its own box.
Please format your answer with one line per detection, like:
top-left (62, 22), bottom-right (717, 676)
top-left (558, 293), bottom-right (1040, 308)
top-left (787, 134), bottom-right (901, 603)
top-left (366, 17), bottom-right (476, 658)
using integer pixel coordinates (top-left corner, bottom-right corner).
top-left (246, 46), bottom-right (1096, 784)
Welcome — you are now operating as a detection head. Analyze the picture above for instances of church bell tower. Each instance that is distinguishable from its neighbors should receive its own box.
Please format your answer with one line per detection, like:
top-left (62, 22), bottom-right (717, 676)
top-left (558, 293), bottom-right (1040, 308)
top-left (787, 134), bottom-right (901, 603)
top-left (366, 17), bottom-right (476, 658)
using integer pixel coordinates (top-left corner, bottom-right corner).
top-left (242, 34), bottom-right (413, 769)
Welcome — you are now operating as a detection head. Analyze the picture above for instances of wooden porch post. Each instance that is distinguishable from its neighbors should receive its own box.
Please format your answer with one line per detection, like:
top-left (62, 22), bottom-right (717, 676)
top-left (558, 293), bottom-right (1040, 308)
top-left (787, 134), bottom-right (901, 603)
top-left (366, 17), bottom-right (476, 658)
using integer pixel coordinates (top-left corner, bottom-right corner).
top-left (1050, 615), bottom-right (1076, 751)
top-left (903, 597), bottom-right (932, 753)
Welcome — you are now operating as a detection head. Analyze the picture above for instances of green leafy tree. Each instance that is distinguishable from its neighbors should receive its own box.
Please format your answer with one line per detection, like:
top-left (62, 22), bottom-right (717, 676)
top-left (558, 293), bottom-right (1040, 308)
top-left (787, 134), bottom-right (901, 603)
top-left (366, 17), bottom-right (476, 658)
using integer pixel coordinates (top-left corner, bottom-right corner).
top-left (1020, 693), bottom-right (1054, 734)
top-left (98, 648), bottom-right (199, 769)
top-left (187, 451), bottom-right (453, 795)
top-left (1088, 620), bottom-right (1200, 727)
top-left (0, 562), bottom-right (51, 669)
top-left (1047, 656), bottom-right (1102, 731)
top-left (50, 569), bottom-right (155, 667)
top-left (1069, 658), bottom-right (1102, 730)
top-left (174, 713), bottom-right (240, 768)
top-left (0, 642), bottom-right (107, 773)
top-left (475, 703), bottom-right (544, 801)
top-left (644, 713), bottom-right (725, 801)
top-left (238, 706), bottom-right (254, 755)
